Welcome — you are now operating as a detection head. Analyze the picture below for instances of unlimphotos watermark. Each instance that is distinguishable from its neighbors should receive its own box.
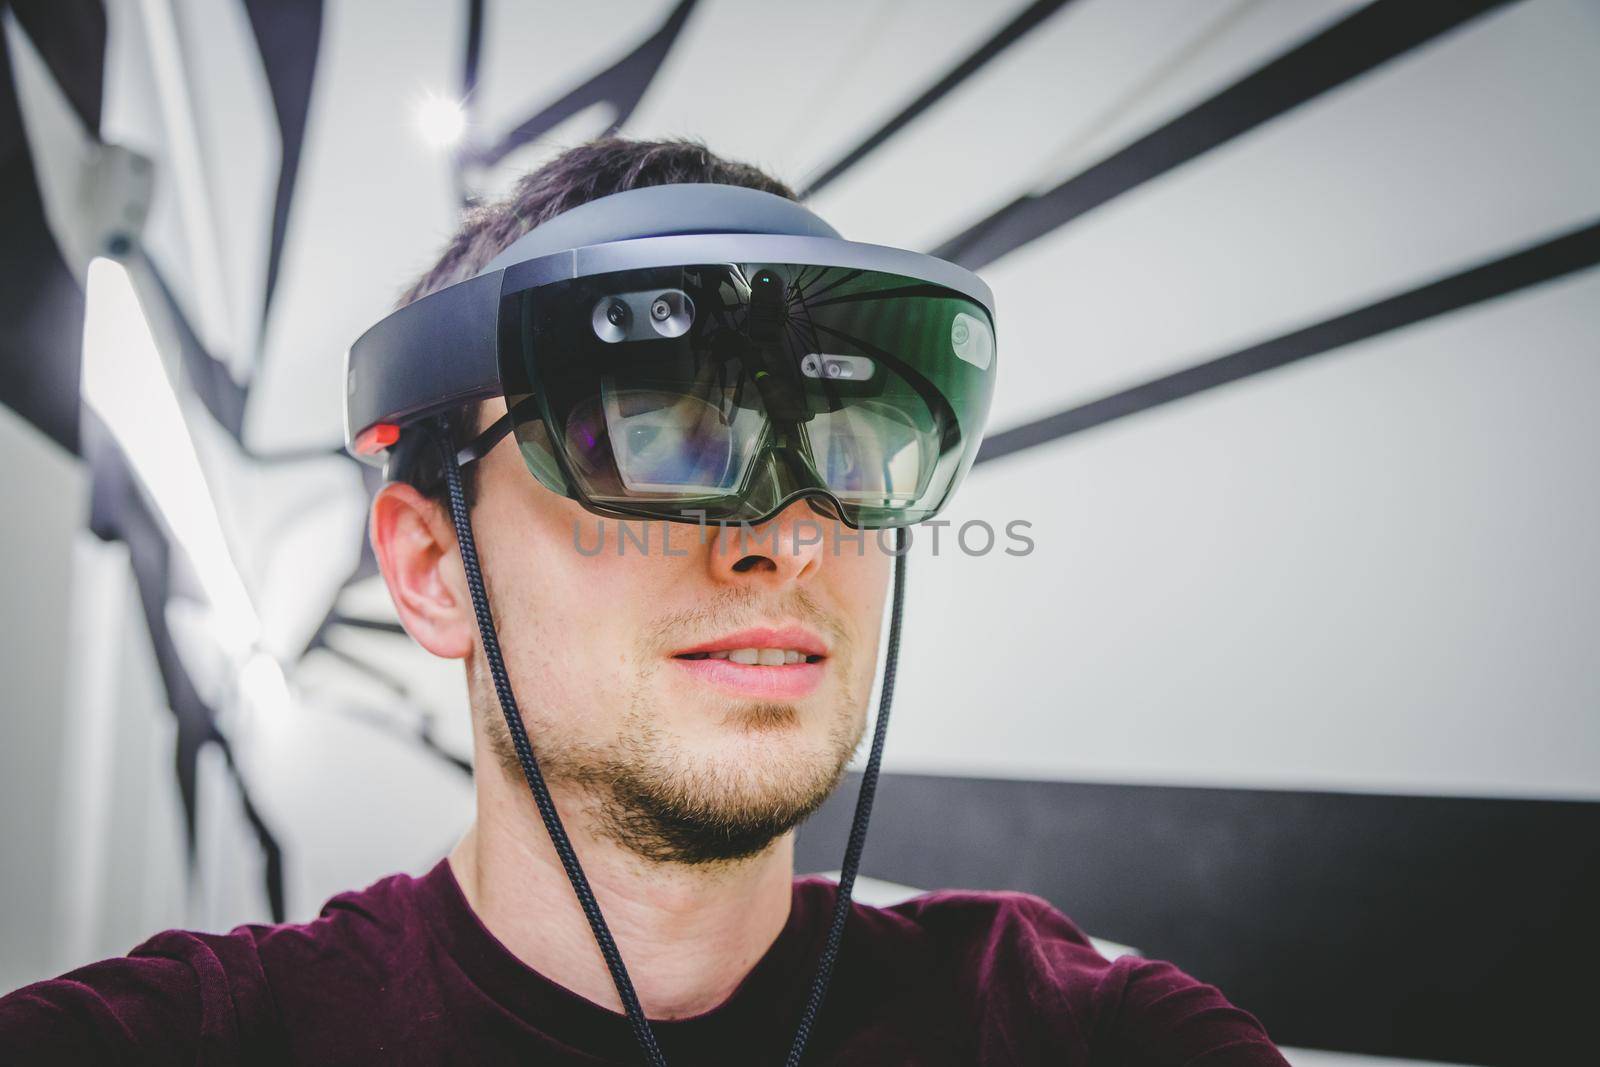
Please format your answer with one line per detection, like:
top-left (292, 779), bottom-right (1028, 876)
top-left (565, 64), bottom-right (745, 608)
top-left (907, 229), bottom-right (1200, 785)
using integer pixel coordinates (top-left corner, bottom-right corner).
top-left (569, 513), bottom-right (1035, 558)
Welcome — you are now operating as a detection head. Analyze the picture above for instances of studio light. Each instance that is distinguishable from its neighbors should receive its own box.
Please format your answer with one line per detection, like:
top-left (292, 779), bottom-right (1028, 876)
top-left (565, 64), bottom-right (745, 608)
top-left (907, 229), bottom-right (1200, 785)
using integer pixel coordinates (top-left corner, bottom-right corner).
top-left (415, 90), bottom-right (466, 151)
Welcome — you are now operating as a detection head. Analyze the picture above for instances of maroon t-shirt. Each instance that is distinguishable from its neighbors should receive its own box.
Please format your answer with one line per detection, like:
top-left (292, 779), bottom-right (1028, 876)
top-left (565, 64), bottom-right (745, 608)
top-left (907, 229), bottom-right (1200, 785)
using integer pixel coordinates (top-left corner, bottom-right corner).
top-left (0, 860), bottom-right (1287, 1065)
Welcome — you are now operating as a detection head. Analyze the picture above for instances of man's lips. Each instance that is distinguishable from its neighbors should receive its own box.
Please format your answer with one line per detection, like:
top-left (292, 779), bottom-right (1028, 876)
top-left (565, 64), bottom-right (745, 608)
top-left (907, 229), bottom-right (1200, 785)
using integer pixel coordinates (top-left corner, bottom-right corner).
top-left (670, 626), bottom-right (829, 700)
top-left (670, 626), bottom-right (828, 661)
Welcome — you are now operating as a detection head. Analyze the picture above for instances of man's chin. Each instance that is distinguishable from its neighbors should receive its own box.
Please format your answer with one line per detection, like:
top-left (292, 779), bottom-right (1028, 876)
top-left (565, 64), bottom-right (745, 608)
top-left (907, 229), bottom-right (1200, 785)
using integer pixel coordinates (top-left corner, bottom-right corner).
top-left (498, 686), bottom-right (868, 866)
top-left (589, 734), bottom-right (855, 866)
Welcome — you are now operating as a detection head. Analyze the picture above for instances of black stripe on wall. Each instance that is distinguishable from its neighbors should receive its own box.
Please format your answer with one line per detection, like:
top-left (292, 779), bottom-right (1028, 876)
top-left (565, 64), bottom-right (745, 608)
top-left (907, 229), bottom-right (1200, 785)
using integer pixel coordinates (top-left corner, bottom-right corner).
top-left (468, 0), bottom-right (698, 169)
top-left (0, 11), bottom-right (93, 454)
top-left (242, 0), bottom-right (324, 325)
top-left (798, 0), bottom-right (1075, 199)
top-left (977, 218), bottom-right (1600, 465)
top-left (932, 0), bottom-right (1512, 271)
top-left (797, 771), bottom-right (1599, 1064)
top-left (8, 0), bottom-right (105, 133)
top-left (462, 0), bottom-right (484, 100)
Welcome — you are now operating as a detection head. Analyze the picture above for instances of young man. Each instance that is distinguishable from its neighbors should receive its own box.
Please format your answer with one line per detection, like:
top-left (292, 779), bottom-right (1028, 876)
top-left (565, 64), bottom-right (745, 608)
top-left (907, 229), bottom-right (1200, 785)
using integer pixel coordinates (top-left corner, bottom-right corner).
top-left (1, 137), bottom-right (1288, 1065)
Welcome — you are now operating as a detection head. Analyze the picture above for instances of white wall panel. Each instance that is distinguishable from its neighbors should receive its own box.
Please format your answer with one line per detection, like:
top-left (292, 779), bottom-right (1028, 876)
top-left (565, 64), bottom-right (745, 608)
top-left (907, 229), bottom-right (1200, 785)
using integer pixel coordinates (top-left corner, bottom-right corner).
top-left (887, 269), bottom-right (1600, 799)
top-left (982, 0), bottom-right (1600, 432)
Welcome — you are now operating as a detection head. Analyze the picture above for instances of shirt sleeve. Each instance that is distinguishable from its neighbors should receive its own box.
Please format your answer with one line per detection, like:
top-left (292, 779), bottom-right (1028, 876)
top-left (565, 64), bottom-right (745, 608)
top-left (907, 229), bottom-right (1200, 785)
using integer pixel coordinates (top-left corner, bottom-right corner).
top-left (1092, 954), bottom-right (1291, 1066)
top-left (0, 927), bottom-right (281, 1066)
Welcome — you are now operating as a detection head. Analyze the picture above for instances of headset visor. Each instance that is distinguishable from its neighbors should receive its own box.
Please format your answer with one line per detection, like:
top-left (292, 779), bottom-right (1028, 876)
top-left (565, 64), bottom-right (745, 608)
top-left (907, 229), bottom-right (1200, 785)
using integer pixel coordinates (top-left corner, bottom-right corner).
top-left (498, 263), bottom-right (996, 529)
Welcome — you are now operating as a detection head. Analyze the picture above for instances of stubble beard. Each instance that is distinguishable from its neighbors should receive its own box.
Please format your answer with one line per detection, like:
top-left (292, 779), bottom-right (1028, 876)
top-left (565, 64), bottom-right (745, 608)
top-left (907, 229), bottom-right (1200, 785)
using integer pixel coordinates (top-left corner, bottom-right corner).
top-left (483, 656), bottom-right (869, 867)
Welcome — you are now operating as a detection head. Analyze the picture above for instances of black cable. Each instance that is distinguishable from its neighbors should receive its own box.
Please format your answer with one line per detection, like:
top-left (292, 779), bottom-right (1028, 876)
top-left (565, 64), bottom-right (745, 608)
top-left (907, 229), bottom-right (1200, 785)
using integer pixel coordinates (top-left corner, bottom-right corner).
top-left (434, 419), bottom-right (668, 1066)
top-left (783, 525), bottom-right (906, 1066)
top-left (433, 417), bottom-right (909, 1066)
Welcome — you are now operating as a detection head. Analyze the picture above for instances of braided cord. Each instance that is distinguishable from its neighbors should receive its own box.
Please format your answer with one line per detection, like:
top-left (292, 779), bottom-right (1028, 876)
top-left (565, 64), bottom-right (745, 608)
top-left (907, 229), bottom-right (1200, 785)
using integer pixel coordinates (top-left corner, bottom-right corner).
top-left (783, 525), bottom-right (908, 1066)
top-left (434, 422), bottom-right (668, 1066)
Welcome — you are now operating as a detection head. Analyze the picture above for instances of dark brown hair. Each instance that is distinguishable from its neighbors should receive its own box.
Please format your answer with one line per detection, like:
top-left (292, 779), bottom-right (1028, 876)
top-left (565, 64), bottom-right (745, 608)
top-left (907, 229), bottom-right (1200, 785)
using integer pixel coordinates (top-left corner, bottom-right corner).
top-left (393, 135), bottom-right (798, 509)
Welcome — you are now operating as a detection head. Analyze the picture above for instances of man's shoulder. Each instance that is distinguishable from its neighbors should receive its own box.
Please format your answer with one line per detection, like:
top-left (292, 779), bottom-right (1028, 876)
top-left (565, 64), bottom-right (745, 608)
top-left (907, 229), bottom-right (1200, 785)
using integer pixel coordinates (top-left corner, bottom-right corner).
top-left (0, 865), bottom-right (437, 1064)
top-left (127, 864), bottom-right (429, 972)
top-left (797, 876), bottom-right (1116, 996)
top-left (242, 865), bottom-right (433, 960)
top-left (892, 887), bottom-right (1289, 1063)
top-left (792, 879), bottom-right (1120, 1057)
top-left (797, 877), bottom-right (1289, 1063)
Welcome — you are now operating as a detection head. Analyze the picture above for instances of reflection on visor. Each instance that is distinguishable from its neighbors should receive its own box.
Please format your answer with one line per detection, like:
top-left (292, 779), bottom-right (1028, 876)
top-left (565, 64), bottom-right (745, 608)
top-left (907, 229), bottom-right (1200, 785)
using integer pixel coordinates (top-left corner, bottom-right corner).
top-left (564, 375), bottom-right (765, 499)
top-left (805, 403), bottom-right (930, 506)
top-left (504, 261), bottom-right (994, 526)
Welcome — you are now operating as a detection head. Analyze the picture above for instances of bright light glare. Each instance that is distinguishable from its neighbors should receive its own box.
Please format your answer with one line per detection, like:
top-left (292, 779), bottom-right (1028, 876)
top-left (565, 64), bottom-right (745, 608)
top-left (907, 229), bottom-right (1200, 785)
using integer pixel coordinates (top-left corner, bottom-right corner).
top-left (416, 91), bottom-right (466, 150)
top-left (80, 257), bottom-right (260, 655)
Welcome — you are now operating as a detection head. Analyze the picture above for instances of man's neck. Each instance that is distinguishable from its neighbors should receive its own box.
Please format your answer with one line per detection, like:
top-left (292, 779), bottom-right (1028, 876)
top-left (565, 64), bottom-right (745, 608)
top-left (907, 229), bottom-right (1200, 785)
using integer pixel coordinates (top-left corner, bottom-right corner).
top-left (450, 767), bottom-right (796, 1020)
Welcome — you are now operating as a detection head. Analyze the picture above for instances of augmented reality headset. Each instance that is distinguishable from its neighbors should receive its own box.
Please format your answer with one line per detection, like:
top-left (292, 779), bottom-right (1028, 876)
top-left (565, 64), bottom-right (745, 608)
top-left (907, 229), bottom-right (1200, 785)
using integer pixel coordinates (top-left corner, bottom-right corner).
top-left (344, 182), bottom-right (997, 529)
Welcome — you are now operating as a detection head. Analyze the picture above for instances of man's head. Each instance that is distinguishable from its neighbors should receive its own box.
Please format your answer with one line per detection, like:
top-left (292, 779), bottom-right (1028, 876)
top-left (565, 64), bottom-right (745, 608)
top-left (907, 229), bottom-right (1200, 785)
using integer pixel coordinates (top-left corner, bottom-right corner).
top-left (370, 136), bottom-right (892, 866)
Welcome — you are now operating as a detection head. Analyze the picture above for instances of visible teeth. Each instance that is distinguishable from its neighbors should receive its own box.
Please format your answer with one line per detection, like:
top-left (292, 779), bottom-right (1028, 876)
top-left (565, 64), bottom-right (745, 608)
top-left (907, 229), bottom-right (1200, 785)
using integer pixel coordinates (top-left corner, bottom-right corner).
top-left (712, 647), bottom-right (812, 665)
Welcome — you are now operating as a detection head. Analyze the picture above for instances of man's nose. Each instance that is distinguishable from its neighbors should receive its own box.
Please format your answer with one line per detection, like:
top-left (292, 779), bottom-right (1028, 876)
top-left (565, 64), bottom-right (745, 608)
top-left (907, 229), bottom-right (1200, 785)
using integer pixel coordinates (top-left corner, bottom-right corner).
top-left (704, 499), bottom-right (828, 586)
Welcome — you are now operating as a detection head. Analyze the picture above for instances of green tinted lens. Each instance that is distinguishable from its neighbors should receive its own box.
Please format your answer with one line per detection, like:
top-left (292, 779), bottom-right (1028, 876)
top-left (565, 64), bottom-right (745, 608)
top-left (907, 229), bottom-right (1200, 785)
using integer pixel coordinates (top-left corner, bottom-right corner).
top-left (587, 379), bottom-right (765, 497)
top-left (805, 402), bottom-right (931, 505)
top-left (498, 263), bottom-right (994, 527)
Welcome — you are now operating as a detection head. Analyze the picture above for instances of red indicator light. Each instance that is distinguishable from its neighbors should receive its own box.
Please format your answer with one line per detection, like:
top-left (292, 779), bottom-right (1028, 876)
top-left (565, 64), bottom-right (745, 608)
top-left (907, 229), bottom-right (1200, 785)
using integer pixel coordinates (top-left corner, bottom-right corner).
top-left (354, 422), bottom-right (400, 455)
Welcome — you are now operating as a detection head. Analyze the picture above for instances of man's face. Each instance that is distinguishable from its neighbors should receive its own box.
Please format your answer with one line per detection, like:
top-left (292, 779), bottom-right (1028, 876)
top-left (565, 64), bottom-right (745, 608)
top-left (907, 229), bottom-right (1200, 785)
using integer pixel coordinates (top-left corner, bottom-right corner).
top-left (407, 397), bottom-right (893, 864)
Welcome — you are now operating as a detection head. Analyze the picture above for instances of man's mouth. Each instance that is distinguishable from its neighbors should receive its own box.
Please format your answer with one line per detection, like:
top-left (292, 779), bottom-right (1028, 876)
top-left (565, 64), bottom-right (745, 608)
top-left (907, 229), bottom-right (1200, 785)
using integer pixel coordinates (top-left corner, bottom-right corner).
top-left (675, 648), bottom-right (822, 665)
top-left (669, 626), bottom-right (829, 699)
top-left (670, 626), bottom-right (828, 665)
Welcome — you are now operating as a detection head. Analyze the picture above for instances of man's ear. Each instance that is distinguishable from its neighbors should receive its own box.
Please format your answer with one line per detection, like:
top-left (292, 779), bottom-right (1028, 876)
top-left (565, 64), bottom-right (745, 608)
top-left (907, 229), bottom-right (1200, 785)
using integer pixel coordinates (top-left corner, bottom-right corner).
top-left (369, 481), bottom-right (476, 659)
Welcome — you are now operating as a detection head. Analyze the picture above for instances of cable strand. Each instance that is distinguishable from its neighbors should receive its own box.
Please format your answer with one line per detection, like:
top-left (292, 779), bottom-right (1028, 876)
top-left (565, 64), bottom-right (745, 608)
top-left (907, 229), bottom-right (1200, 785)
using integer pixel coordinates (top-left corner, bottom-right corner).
top-left (433, 420), bottom-right (668, 1066)
top-left (783, 525), bottom-right (908, 1066)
